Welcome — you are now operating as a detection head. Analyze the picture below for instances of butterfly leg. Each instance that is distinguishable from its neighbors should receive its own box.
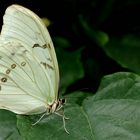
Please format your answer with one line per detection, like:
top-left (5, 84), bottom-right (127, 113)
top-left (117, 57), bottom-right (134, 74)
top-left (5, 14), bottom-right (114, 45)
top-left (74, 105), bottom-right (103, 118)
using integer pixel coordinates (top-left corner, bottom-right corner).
top-left (62, 108), bottom-right (69, 120)
top-left (56, 106), bottom-right (69, 120)
top-left (54, 111), bottom-right (69, 134)
top-left (63, 115), bottom-right (70, 134)
top-left (32, 112), bottom-right (48, 126)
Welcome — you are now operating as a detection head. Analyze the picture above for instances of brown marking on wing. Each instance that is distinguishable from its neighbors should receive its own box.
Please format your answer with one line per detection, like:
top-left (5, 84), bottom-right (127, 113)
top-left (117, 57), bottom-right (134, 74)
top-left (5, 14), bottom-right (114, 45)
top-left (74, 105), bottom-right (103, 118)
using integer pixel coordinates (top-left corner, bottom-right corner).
top-left (6, 69), bottom-right (11, 74)
top-left (32, 43), bottom-right (51, 49)
top-left (11, 64), bottom-right (16, 69)
top-left (1, 77), bottom-right (7, 82)
top-left (21, 62), bottom-right (26, 66)
top-left (40, 62), bottom-right (54, 70)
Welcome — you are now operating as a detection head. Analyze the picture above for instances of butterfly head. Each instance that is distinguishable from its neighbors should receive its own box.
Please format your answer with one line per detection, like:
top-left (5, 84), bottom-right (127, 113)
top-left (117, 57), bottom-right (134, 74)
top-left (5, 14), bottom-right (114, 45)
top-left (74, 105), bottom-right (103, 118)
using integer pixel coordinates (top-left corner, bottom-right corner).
top-left (48, 98), bottom-right (66, 113)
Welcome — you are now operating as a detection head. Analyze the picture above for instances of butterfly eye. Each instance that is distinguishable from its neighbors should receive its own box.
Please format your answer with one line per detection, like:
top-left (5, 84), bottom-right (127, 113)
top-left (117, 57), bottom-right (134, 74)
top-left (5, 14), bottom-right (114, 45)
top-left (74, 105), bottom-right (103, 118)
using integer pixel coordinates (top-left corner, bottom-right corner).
top-left (11, 64), bottom-right (16, 69)
top-left (1, 77), bottom-right (7, 82)
top-left (61, 99), bottom-right (66, 104)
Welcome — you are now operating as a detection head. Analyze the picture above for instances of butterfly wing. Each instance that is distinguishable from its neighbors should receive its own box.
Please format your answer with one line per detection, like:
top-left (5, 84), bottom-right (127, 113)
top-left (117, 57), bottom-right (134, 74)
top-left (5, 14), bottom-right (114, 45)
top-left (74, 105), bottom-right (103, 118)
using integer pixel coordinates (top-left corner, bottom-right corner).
top-left (0, 5), bottom-right (59, 114)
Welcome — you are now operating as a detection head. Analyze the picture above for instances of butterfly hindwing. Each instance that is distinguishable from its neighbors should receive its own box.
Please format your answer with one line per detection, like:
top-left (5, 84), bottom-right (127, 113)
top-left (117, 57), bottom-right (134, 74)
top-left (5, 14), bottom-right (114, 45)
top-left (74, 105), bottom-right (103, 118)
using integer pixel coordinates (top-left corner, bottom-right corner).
top-left (0, 41), bottom-right (51, 114)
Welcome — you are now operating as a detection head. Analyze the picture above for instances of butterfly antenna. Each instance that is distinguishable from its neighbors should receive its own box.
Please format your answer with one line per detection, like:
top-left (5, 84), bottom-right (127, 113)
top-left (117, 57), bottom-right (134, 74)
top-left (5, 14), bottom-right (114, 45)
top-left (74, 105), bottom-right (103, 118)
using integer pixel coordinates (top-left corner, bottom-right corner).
top-left (32, 112), bottom-right (47, 126)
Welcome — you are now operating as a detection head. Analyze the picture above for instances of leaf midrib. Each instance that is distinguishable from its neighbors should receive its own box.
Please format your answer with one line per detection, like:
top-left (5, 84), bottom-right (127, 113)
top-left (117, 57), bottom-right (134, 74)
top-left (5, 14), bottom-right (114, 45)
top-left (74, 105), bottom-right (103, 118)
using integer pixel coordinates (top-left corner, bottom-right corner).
top-left (80, 106), bottom-right (95, 140)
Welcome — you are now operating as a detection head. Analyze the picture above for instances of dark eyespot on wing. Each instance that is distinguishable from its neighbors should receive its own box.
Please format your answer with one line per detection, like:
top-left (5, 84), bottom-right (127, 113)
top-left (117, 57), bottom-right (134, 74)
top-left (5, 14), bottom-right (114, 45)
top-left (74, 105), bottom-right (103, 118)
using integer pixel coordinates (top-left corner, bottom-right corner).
top-left (1, 77), bottom-right (7, 82)
top-left (21, 62), bottom-right (26, 66)
top-left (11, 64), bottom-right (16, 69)
top-left (6, 69), bottom-right (11, 74)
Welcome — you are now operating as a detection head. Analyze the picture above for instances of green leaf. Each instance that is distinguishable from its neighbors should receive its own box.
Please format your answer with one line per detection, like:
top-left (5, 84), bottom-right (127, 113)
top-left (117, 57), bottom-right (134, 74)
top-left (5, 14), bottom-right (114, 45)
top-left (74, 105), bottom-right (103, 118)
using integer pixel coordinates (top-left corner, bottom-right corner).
top-left (83, 98), bottom-right (140, 140)
top-left (102, 35), bottom-right (140, 73)
top-left (17, 104), bottom-right (94, 140)
top-left (0, 110), bottom-right (21, 140)
top-left (66, 91), bottom-right (92, 105)
top-left (17, 72), bottom-right (140, 140)
top-left (83, 72), bottom-right (140, 139)
top-left (95, 72), bottom-right (140, 100)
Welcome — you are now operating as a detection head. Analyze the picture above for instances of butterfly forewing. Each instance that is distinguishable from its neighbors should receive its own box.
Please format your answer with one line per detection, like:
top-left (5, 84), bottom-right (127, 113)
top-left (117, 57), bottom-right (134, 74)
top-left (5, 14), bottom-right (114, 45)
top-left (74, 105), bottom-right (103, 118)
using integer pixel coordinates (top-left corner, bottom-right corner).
top-left (1, 5), bottom-right (59, 97)
top-left (0, 5), bottom-right (59, 114)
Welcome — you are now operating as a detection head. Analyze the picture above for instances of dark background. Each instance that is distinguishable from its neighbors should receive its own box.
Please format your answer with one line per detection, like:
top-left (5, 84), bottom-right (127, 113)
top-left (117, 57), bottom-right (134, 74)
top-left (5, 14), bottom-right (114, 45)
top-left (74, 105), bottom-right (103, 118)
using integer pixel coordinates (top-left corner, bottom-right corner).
top-left (1, 0), bottom-right (139, 94)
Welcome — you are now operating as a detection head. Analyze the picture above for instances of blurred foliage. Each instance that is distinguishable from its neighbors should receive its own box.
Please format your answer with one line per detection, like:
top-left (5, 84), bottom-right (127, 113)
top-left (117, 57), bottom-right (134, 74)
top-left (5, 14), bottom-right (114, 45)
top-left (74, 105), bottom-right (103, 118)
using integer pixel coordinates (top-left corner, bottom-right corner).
top-left (1, 0), bottom-right (140, 139)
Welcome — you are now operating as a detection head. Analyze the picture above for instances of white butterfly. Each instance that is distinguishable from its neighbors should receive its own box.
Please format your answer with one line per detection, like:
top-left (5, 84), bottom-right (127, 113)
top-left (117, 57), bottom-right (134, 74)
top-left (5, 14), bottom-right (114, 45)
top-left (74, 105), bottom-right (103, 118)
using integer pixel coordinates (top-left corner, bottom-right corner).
top-left (0, 4), bottom-right (68, 133)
